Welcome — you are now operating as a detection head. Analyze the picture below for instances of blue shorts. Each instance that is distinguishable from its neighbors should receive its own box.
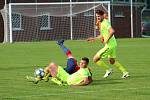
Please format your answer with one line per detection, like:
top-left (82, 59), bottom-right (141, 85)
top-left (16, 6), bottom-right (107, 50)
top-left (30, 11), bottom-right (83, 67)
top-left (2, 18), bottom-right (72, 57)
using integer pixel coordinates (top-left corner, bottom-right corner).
top-left (64, 58), bottom-right (78, 74)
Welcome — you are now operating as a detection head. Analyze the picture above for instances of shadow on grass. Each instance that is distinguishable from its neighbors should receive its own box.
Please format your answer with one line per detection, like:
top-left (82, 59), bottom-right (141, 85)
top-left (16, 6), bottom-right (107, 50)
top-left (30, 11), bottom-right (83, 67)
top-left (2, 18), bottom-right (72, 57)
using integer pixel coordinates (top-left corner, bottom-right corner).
top-left (91, 78), bottom-right (123, 86)
top-left (129, 74), bottom-right (149, 79)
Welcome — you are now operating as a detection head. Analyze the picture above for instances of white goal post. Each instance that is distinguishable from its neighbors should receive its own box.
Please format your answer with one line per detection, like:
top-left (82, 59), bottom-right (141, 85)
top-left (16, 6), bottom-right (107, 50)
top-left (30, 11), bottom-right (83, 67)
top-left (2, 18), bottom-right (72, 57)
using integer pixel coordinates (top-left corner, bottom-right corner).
top-left (4, 1), bottom-right (111, 43)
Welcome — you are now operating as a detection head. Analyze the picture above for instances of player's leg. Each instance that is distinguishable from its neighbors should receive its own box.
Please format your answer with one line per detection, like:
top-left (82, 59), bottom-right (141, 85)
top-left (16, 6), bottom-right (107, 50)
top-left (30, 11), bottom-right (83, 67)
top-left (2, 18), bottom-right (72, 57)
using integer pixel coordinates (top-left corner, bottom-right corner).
top-left (45, 62), bottom-right (63, 85)
top-left (48, 62), bottom-right (70, 85)
top-left (112, 59), bottom-right (129, 78)
top-left (26, 75), bottom-right (42, 84)
top-left (42, 66), bottom-right (51, 82)
top-left (47, 62), bottom-right (59, 77)
top-left (57, 39), bottom-right (79, 74)
top-left (26, 63), bottom-right (60, 84)
top-left (26, 68), bottom-right (45, 84)
top-left (109, 48), bottom-right (129, 78)
top-left (57, 39), bottom-right (72, 58)
top-left (93, 55), bottom-right (112, 78)
top-left (93, 45), bottom-right (112, 78)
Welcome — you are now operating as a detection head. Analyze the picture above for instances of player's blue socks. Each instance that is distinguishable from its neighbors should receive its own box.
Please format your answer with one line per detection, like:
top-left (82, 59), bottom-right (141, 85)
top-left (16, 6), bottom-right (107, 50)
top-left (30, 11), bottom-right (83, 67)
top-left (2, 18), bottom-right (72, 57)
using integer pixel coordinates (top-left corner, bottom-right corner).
top-left (57, 40), bottom-right (72, 57)
top-left (61, 45), bottom-right (69, 54)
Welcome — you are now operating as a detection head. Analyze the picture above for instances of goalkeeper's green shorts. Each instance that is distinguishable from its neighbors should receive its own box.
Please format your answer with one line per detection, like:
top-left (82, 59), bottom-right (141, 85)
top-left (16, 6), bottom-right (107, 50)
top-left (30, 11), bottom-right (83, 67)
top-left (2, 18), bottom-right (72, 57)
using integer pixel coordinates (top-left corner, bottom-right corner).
top-left (56, 66), bottom-right (69, 82)
top-left (96, 44), bottom-right (116, 58)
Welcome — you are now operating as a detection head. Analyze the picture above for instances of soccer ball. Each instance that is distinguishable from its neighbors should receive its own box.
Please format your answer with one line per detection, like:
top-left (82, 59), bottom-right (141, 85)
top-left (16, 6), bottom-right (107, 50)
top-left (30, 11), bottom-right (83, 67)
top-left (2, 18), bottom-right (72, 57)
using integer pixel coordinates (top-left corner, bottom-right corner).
top-left (34, 68), bottom-right (45, 78)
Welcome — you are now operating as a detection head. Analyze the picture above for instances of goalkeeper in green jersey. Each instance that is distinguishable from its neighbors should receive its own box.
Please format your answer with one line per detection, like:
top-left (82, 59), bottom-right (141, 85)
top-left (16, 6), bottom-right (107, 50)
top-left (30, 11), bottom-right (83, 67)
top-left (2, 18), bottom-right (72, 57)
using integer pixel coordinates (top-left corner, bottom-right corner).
top-left (87, 10), bottom-right (129, 78)
top-left (26, 57), bottom-right (92, 86)
top-left (46, 57), bottom-right (92, 86)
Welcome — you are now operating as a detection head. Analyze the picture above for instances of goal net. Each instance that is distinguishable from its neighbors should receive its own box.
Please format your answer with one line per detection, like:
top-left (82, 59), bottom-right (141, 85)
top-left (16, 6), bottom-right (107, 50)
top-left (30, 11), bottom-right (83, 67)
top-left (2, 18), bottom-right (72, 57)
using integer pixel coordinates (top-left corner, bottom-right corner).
top-left (3, 1), bottom-right (110, 43)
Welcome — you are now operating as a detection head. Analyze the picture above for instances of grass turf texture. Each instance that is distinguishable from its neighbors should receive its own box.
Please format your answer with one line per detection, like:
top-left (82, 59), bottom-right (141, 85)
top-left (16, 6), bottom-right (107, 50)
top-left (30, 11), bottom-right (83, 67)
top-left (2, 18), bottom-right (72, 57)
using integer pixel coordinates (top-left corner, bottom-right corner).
top-left (0, 38), bottom-right (150, 100)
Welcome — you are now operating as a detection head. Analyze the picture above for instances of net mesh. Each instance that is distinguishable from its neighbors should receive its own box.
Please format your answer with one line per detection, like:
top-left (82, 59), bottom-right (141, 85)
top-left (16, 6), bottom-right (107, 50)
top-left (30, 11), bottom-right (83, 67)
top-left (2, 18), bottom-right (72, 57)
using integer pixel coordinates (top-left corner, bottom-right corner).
top-left (3, 2), bottom-right (110, 42)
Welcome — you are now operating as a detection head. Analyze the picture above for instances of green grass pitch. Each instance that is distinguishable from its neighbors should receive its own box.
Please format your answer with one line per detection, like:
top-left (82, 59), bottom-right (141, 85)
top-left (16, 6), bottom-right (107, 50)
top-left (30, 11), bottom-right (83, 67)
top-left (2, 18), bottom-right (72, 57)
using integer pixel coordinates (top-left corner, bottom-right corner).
top-left (0, 38), bottom-right (150, 100)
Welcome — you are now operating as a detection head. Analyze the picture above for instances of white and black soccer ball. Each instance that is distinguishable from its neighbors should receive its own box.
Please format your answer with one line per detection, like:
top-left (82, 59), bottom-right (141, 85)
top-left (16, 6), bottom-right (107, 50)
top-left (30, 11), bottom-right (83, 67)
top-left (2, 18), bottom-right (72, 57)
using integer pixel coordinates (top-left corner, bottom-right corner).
top-left (34, 68), bottom-right (45, 78)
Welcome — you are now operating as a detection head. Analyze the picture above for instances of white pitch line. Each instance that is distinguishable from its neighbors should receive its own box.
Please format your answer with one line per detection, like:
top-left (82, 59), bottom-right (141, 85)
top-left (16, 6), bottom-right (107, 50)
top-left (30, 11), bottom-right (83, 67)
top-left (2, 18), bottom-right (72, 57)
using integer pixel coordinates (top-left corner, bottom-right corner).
top-left (112, 87), bottom-right (150, 91)
top-left (1, 86), bottom-right (150, 99)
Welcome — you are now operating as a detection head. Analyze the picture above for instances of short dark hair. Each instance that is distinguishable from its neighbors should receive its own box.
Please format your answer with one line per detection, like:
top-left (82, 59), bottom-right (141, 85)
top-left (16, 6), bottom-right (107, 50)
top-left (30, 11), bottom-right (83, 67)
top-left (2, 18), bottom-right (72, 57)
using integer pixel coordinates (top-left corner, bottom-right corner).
top-left (82, 57), bottom-right (89, 64)
top-left (96, 10), bottom-right (104, 16)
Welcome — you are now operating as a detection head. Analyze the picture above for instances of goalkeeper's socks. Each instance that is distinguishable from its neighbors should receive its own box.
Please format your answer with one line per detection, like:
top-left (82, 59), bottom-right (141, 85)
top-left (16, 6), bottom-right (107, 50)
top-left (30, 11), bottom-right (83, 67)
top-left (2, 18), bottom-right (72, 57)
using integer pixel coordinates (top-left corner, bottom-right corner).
top-left (113, 61), bottom-right (127, 73)
top-left (51, 77), bottom-right (63, 86)
top-left (26, 76), bottom-right (41, 84)
top-left (96, 60), bottom-right (110, 70)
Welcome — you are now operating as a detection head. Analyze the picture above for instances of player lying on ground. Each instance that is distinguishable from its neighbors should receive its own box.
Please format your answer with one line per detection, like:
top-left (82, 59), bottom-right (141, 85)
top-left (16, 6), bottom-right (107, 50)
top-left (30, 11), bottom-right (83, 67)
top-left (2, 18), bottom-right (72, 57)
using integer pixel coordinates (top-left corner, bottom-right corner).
top-left (87, 10), bottom-right (129, 78)
top-left (26, 40), bottom-right (80, 83)
top-left (26, 40), bottom-right (92, 85)
top-left (26, 57), bottom-right (92, 86)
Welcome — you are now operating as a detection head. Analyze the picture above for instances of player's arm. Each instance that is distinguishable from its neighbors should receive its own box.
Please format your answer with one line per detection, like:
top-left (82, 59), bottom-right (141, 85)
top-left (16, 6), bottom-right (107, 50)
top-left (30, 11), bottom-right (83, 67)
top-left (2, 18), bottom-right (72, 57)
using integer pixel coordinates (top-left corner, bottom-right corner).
top-left (87, 67), bottom-right (93, 76)
top-left (87, 34), bottom-right (104, 43)
top-left (105, 27), bottom-right (115, 44)
top-left (87, 35), bottom-right (101, 41)
top-left (72, 77), bottom-right (92, 86)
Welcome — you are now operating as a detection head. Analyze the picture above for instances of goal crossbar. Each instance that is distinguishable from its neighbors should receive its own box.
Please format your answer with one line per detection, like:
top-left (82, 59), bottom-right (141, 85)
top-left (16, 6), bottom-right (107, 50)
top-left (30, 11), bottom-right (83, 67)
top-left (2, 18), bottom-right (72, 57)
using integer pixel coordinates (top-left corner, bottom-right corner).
top-left (10, 1), bottom-right (110, 6)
